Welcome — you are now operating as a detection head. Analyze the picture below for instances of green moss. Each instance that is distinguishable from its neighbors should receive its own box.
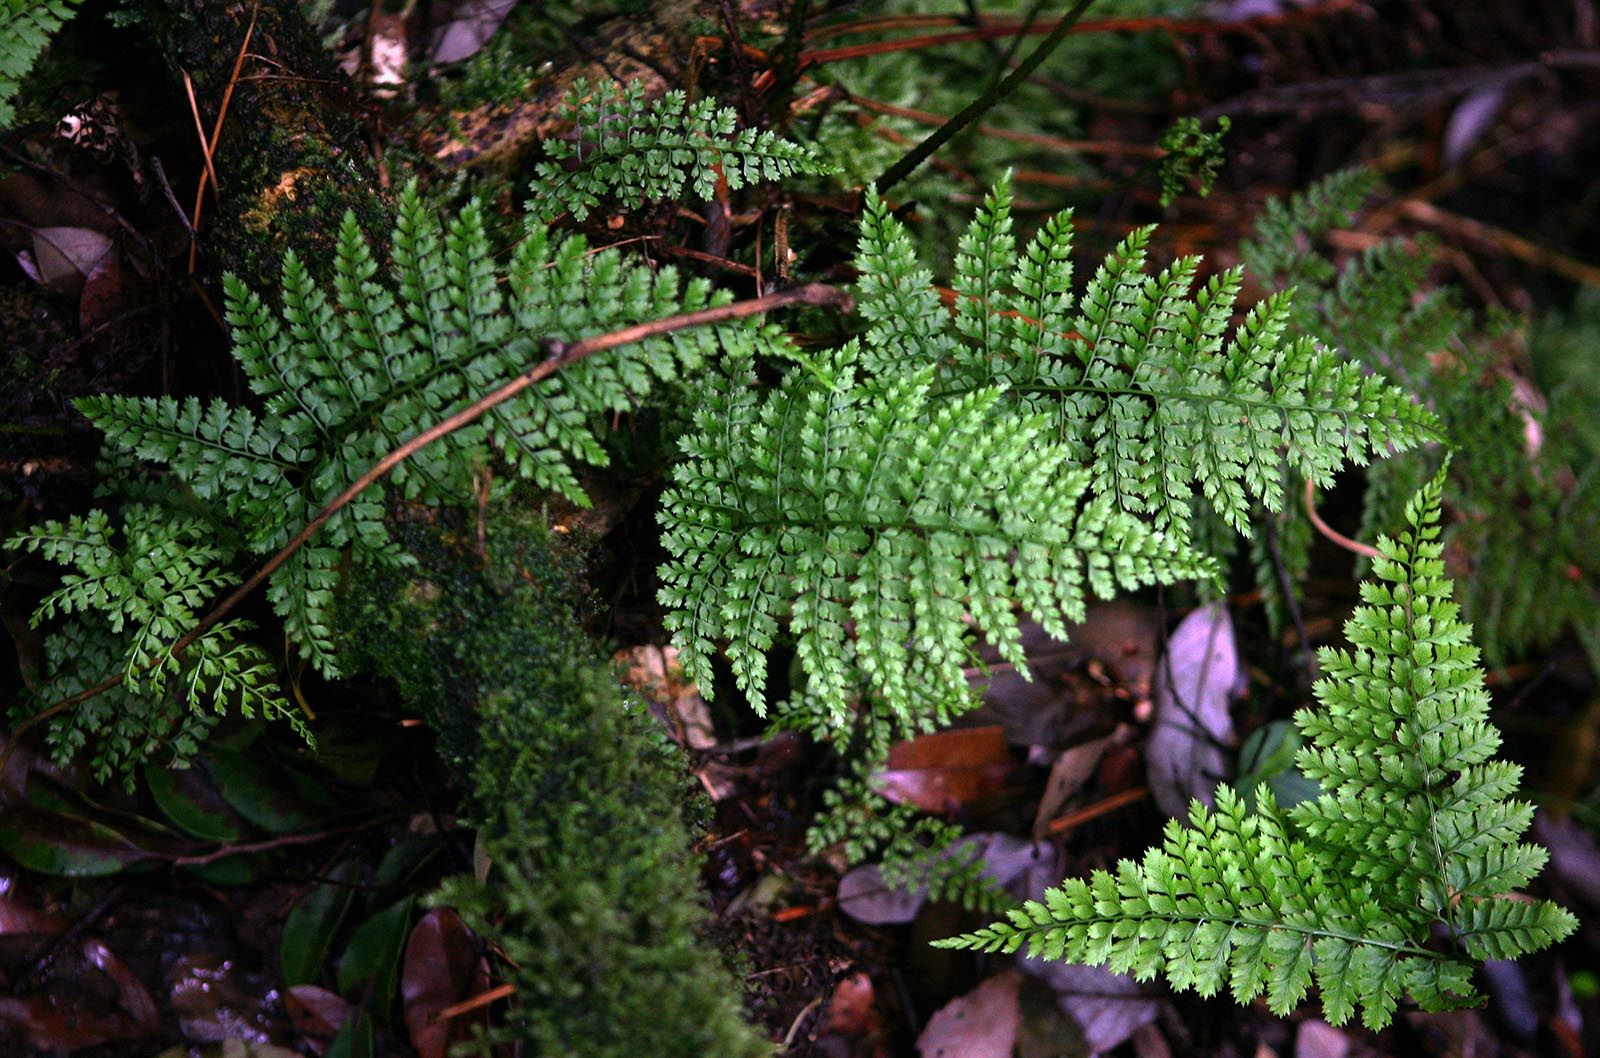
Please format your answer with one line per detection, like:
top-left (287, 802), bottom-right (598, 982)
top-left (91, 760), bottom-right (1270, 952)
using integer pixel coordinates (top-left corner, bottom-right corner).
top-left (340, 507), bottom-right (768, 1058)
top-left (138, 0), bottom-right (393, 281)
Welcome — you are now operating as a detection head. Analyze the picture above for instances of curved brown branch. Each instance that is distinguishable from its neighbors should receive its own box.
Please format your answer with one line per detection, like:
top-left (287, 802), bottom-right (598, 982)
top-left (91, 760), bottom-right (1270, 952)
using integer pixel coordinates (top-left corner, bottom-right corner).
top-left (9, 283), bottom-right (853, 750)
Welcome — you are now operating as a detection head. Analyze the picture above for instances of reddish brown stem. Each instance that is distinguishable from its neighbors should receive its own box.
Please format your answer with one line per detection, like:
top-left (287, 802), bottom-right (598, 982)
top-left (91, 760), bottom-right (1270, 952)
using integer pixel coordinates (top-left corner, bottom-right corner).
top-left (1303, 478), bottom-right (1380, 559)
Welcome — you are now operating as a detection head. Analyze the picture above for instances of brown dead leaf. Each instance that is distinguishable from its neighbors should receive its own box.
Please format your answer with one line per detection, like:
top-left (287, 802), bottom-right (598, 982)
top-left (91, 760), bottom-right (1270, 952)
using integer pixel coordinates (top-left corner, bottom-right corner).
top-left (0, 938), bottom-right (158, 1053)
top-left (401, 907), bottom-right (480, 1058)
top-left (1066, 603), bottom-right (1163, 696)
top-left (616, 645), bottom-right (716, 749)
top-left (1294, 1019), bottom-right (1349, 1058)
top-left (30, 226), bottom-right (114, 295)
top-left (1132, 1023), bottom-right (1172, 1058)
top-left (82, 938), bottom-right (158, 1035)
top-left (0, 876), bottom-right (64, 936)
top-left (0, 995), bottom-right (133, 1054)
top-left (616, 644), bottom-right (739, 798)
top-left (78, 250), bottom-right (127, 334)
top-left (875, 726), bottom-right (1011, 813)
top-left (285, 984), bottom-right (352, 1056)
top-left (824, 971), bottom-right (879, 1037)
top-left (917, 970), bottom-right (1022, 1058)
top-left (1032, 733), bottom-right (1116, 838)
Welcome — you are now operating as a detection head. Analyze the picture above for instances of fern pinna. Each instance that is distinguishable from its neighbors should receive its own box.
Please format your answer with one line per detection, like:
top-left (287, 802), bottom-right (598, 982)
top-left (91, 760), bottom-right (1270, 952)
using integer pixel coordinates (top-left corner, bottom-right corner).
top-left (77, 184), bottom-right (728, 667)
top-left (937, 476), bottom-right (1575, 1029)
top-left (659, 175), bottom-right (1437, 734)
top-left (8, 182), bottom-right (765, 776)
top-left (0, 0), bottom-right (82, 128)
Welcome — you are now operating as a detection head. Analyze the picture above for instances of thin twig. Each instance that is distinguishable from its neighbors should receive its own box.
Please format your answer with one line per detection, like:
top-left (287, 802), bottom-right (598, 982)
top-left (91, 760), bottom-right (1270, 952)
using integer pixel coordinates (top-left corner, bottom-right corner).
top-left (1398, 199), bottom-right (1600, 288)
top-left (10, 882), bottom-right (127, 997)
top-left (1303, 479), bottom-right (1380, 559)
top-left (436, 983), bottom-right (517, 1021)
top-left (151, 156), bottom-right (199, 241)
top-left (875, 0), bottom-right (1098, 192)
top-left (180, 70), bottom-right (223, 197)
top-left (9, 284), bottom-right (853, 741)
top-left (172, 824), bottom-right (367, 866)
top-left (187, 2), bottom-right (258, 273)
top-left (852, 95), bottom-right (1162, 157)
top-left (1043, 785), bottom-right (1147, 834)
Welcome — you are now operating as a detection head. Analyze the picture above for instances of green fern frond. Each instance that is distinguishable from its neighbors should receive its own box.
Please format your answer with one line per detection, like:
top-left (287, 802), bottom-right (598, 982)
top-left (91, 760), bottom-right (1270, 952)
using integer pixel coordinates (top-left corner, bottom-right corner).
top-left (808, 778), bottom-right (1013, 913)
top-left (1240, 167), bottom-right (1380, 289)
top-left (530, 78), bottom-right (837, 221)
top-left (661, 175), bottom-right (1436, 733)
top-left (660, 341), bottom-right (1212, 724)
top-left (6, 508), bottom-right (294, 783)
top-left (74, 183), bottom-right (755, 677)
top-left (0, 0), bottom-right (81, 128)
top-left (856, 176), bottom-right (1439, 536)
top-left (937, 475), bottom-right (1576, 1029)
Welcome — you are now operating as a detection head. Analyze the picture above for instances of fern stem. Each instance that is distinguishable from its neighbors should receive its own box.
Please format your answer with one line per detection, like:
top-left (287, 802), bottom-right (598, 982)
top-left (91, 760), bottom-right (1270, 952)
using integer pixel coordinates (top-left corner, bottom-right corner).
top-left (5, 283), bottom-right (854, 749)
top-left (1003, 908), bottom-right (1443, 960)
top-left (874, 0), bottom-right (1098, 192)
top-left (1303, 478), bottom-right (1380, 559)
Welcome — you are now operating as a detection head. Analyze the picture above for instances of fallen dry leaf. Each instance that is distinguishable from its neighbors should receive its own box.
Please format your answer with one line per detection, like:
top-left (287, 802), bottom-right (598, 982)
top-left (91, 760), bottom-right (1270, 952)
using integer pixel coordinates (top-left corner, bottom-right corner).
top-left (402, 907), bottom-right (481, 1058)
top-left (1032, 734), bottom-right (1116, 837)
top-left (1294, 1019), bottom-right (1349, 1058)
top-left (429, 0), bottom-right (519, 64)
top-left (1146, 603), bottom-right (1239, 816)
top-left (824, 971), bottom-right (879, 1037)
top-left (284, 984), bottom-right (352, 1056)
top-left (0, 875), bottom-right (64, 936)
top-left (30, 226), bottom-right (114, 294)
top-left (616, 644), bottom-right (717, 750)
top-left (837, 863), bottom-right (925, 925)
top-left (875, 726), bottom-right (1011, 813)
top-left (1020, 960), bottom-right (1161, 1056)
top-left (0, 937), bottom-right (158, 1053)
top-left (917, 970), bottom-right (1022, 1058)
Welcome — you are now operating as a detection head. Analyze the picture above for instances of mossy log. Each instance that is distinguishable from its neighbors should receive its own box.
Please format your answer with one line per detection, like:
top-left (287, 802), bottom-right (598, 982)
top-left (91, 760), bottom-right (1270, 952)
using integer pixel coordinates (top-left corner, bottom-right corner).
top-left (340, 509), bottom-right (769, 1057)
top-left (140, 0), bottom-right (392, 283)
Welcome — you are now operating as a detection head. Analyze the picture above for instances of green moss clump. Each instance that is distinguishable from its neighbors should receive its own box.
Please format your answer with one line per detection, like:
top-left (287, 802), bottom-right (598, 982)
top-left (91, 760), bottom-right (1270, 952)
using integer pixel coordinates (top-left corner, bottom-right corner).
top-left (341, 507), bottom-right (768, 1058)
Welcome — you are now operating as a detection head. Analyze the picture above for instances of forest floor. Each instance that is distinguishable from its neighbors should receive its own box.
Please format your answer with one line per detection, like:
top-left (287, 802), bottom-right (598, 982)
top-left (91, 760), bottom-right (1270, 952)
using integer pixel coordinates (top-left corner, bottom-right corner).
top-left (2, 2), bottom-right (1598, 1057)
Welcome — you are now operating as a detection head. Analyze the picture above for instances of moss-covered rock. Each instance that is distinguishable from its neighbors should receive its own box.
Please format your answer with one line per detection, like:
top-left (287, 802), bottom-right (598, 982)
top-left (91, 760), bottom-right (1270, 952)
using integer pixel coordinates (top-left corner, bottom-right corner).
top-left (341, 506), bottom-right (768, 1058)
